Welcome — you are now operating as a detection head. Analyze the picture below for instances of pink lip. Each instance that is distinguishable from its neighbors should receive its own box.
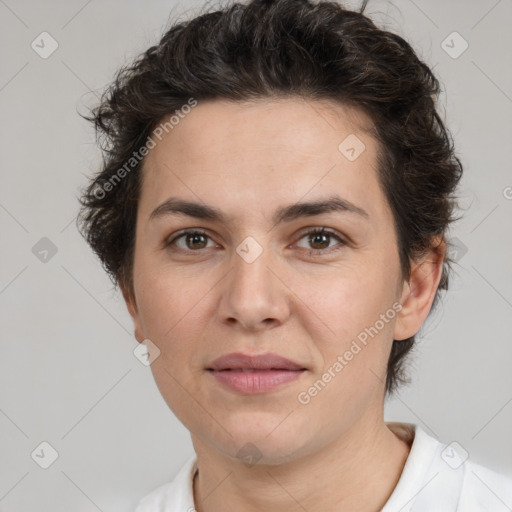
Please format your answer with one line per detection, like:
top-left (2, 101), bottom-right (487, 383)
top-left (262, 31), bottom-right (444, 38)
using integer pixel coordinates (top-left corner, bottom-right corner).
top-left (206, 352), bottom-right (307, 394)
top-left (207, 352), bottom-right (306, 371)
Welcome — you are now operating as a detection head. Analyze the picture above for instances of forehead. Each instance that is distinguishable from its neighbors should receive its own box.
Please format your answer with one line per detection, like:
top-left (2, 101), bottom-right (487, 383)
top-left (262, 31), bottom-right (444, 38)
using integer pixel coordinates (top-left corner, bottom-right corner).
top-left (145, 97), bottom-right (374, 165)
top-left (139, 98), bottom-right (388, 227)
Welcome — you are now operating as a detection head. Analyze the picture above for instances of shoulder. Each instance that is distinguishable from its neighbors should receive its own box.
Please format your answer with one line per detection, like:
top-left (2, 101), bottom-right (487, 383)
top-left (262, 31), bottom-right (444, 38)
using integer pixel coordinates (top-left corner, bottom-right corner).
top-left (134, 481), bottom-right (174, 512)
top-left (134, 456), bottom-right (197, 512)
top-left (457, 459), bottom-right (512, 512)
top-left (420, 430), bottom-right (512, 512)
top-left (383, 423), bottom-right (512, 512)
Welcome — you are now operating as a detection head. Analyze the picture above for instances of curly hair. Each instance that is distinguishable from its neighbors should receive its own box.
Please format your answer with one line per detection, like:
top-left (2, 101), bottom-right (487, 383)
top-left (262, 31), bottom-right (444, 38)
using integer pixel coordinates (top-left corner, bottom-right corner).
top-left (77, 0), bottom-right (463, 394)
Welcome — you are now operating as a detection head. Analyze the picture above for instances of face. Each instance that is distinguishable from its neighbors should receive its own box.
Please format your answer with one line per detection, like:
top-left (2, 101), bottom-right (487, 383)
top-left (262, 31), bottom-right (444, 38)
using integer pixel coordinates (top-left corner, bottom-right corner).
top-left (123, 98), bottom-right (440, 465)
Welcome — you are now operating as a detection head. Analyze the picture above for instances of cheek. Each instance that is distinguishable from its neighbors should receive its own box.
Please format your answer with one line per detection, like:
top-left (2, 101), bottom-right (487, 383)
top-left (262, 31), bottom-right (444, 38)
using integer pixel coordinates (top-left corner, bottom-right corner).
top-left (135, 270), bottom-right (210, 422)
top-left (291, 268), bottom-right (398, 417)
top-left (135, 266), bottom-right (207, 359)
top-left (291, 261), bottom-right (398, 345)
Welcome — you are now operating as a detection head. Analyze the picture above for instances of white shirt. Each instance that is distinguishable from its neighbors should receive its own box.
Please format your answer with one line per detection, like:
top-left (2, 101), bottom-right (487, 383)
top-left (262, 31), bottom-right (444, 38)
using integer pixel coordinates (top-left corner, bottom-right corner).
top-left (134, 423), bottom-right (512, 511)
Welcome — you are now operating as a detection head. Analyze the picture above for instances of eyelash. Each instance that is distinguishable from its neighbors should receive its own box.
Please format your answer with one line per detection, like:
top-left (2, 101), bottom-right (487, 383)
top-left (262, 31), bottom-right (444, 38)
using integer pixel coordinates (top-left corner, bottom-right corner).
top-left (164, 227), bottom-right (347, 257)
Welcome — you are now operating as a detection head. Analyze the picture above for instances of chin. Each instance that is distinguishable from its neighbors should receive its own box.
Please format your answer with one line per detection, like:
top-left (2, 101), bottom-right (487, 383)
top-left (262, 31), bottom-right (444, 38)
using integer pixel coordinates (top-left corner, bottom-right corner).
top-left (215, 417), bottom-right (307, 463)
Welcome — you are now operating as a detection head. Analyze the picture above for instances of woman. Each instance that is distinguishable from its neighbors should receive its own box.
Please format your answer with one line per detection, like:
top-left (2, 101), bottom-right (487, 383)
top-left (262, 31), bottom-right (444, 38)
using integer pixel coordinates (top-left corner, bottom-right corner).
top-left (78, 0), bottom-right (512, 510)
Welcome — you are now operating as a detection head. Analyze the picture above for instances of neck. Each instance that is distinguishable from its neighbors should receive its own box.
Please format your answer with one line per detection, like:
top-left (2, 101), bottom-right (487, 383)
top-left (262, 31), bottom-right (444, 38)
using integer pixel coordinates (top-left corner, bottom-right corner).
top-left (192, 417), bottom-right (412, 512)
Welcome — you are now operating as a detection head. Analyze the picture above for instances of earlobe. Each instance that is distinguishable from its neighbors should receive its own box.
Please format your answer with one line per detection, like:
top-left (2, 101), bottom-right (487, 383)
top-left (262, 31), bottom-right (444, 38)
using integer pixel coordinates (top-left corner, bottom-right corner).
top-left (393, 238), bottom-right (446, 341)
top-left (120, 283), bottom-right (145, 343)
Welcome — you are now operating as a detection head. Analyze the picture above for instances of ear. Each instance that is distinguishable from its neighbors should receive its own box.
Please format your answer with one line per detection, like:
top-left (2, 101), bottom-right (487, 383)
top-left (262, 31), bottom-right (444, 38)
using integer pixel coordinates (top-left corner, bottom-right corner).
top-left (120, 282), bottom-right (145, 343)
top-left (394, 237), bottom-right (446, 341)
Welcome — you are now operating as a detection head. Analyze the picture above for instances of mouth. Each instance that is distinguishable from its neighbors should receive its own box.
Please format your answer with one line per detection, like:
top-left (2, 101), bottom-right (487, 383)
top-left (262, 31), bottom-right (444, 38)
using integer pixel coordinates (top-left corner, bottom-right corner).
top-left (206, 352), bottom-right (307, 372)
top-left (206, 352), bottom-right (307, 394)
top-left (209, 368), bottom-right (305, 372)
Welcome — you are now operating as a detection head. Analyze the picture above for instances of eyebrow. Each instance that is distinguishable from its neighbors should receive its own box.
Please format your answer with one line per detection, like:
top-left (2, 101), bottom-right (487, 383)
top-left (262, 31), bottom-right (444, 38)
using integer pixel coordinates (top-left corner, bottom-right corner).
top-left (149, 195), bottom-right (369, 225)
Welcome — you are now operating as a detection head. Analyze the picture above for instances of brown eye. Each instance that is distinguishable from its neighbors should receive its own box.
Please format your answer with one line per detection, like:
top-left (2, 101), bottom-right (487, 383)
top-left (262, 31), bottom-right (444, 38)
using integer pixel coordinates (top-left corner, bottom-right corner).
top-left (166, 229), bottom-right (216, 252)
top-left (296, 227), bottom-right (346, 255)
top-left (308, 231), bottom-right (331, 250)
top-left (184, 233), bottom-right (208, 250)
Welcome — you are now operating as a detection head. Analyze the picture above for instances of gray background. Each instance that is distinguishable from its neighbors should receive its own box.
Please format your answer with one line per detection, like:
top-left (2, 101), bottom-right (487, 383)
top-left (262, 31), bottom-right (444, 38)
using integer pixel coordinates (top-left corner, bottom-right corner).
top-left (1, 0), bottom-right (511, 510)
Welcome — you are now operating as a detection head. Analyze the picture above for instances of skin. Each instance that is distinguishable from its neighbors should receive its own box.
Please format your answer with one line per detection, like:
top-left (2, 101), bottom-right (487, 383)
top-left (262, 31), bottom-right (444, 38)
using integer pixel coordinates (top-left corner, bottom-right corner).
top-left (122, 98), bottom-right (445, 512)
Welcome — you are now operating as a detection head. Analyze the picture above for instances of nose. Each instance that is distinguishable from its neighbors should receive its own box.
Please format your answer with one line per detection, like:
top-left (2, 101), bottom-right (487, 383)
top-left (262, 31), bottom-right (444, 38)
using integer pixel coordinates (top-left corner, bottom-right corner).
top-left (216, 240), bottom-right (291, 332)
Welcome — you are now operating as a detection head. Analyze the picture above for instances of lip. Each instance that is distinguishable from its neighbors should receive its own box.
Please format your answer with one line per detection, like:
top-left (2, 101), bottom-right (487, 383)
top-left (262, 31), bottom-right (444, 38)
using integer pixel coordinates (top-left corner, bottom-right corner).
top-left (206, 352), bottom-right (307, 394)
top-left (207, 352), bottom-right (306, 371)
